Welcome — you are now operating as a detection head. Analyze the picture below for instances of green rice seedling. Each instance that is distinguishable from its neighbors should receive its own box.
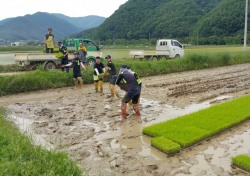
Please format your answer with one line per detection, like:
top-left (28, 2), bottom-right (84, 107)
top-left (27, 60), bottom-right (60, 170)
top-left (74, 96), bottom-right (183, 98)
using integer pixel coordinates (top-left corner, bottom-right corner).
top-left (232, 155), bottom-right (250, 173)
top-left (143, 95), bottom-right (250, 151)
top-left (151, 137), bottom-right (181, 155)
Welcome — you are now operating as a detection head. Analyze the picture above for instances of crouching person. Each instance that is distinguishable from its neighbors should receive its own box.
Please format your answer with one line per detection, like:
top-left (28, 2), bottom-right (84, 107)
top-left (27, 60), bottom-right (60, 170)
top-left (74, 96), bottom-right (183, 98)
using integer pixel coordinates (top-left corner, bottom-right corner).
top-left (64, 52), bottom-right (86, 88)
top-left (116, 65), bottom-right (141, 120)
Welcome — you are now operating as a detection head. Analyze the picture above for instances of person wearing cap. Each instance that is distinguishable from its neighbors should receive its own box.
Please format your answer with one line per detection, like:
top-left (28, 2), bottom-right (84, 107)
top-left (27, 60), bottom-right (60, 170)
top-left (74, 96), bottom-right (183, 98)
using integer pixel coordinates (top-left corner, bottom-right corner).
top-left (103, 55), bottom-right (120, 98)
top-left (44, 28), bottom-right (55, 53)
top-left (63, 52), bottom-right (85, 88)
top-left (116, 65), bottom-right (141, 120)
top-left (58, 41), bottom-right (69, 73)
top-left (93, 56), bottom-right (105, 93)
top-left (78, 43), bottom-right (87, 68)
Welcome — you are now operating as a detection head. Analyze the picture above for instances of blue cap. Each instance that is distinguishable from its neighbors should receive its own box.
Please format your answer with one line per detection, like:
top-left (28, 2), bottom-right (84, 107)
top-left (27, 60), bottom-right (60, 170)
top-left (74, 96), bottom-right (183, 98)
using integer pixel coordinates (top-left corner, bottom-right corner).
top-left (105, 55), bottom-right (111, 59)
top-left (73, 52), bottom-right (78, 55)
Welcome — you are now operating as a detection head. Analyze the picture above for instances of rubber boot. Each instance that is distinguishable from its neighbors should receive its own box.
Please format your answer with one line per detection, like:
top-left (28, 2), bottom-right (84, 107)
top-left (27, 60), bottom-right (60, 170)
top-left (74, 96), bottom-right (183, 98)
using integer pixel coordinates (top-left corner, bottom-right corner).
top-left (121, 103), bottom-right (127, 120)
top-left (110, 84), bottom-right (120, 98)
top-left (73, 78), bottom-right (78, 87)
top-left (133, 104), bottom-right (141, 117)
top-left (128, 100), bottom-right (133, 106)
top-left (77, 77), bottom-right (84, 88)
top-left (99, 80), bottom-right (103, 94)
top-left (110, 84), bottom-right (115, 97)
top-left (94, 82), bottom-right (99, 92)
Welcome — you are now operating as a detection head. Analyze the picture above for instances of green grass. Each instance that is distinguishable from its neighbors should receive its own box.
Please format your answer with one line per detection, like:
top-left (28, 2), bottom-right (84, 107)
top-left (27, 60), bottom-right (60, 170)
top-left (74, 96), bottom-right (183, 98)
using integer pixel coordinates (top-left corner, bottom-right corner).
top-left (0, 108), bottom-right (82, 175)
top-left (143, 95), bottom-right (250, 154)
top-left (232, 155), bottom-right (250, 173)
top-left (0, 64), bottom-right (30, 73)
top-left (1, 45), bottom-right (250, 96)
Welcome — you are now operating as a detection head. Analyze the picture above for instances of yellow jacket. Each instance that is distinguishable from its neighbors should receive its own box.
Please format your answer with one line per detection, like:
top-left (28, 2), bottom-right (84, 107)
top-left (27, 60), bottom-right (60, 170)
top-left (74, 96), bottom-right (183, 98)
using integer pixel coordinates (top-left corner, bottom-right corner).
top-left (78, 46), bottom-right (87, 52)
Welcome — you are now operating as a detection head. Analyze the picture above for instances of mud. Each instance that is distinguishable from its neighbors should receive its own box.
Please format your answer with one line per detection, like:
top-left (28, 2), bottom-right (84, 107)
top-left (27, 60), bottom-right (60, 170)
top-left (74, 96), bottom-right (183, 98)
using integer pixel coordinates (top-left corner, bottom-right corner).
top-left (2, 63), bottom-right (250, 176)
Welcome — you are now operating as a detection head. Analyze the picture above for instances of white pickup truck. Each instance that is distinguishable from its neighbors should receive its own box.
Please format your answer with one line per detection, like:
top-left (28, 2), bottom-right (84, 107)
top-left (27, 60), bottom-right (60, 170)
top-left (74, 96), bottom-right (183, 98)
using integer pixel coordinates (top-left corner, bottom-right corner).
top-left (129, 39), bottom-right (184, 60)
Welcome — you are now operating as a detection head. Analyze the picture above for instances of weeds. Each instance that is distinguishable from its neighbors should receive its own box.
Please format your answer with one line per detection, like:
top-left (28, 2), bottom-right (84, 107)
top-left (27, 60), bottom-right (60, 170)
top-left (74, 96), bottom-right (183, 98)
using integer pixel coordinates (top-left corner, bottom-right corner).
top-left (0, 108), bottom-right (82, 175)
top-left (1, 48), bottom-right (250, 96)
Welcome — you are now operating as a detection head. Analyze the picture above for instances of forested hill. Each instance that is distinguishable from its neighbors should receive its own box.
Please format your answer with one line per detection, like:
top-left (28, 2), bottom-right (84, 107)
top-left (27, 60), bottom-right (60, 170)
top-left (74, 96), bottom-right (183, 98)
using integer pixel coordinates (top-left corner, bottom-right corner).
top-left (79, 0), bottom-right (249, 45)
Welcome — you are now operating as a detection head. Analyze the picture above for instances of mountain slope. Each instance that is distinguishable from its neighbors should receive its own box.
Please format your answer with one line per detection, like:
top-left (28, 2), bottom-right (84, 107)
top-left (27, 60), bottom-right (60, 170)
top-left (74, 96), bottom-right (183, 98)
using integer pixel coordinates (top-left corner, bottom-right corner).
top-left (0, 12), bottom-right (105, 42)
top-left (53, 14), bottom-right (106, 30)
top-left (77, 0), bottom-right (248, 44)
top-left (194, 0), bottom-right (246, 37)
top-left (82, 0), bottom-right (222, 40)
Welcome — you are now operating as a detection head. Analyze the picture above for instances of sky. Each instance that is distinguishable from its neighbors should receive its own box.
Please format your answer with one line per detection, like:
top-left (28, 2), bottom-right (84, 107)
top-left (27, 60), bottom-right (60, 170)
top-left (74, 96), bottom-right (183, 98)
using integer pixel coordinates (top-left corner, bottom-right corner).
top-left (0, 0), bottom-right (128, 20)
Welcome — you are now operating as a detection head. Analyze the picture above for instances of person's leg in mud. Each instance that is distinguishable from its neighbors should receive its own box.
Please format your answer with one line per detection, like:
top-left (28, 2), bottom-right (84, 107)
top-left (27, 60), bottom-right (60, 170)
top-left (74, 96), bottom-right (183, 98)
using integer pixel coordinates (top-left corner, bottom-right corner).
top-left (132, 94), bottom-right (141, 121)
top-left (99, 79), bottom-right (104, 94)
top-left (131, 87), bottom-right (141, 121)
top-left (94, 80), bottom-right (99, 92)
top-left (121, 89), bottom-right (136, 120)
top-left (77, 77), bottom-right (83, 88)
top-left (109, 75), bottom-right (120, 98)
top-left (93, 75), bottom-right (99, 92)
top-left (73, 78), bottom-right (78, 88)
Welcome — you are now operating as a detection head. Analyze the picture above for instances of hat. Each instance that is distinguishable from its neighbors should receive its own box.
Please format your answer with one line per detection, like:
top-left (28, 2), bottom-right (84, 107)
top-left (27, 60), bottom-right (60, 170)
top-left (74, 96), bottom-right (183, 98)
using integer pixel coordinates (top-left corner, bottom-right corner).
top-left (96, 56), bottom-right (101, 59)
top-left (73, 52), bottom-right (78, 55)
top-left (48, 28), bottom-right (52, 30)
top-left (57, 41), bottom-right (62, 44)
top-left (105, 55), bottom-right (111, 59)
top-left (119, 65), bottom-right (127, 69)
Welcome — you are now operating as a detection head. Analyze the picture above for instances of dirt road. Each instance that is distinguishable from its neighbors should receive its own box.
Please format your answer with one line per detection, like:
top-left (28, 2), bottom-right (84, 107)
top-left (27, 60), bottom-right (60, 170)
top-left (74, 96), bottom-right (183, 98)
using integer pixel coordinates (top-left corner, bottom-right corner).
top-left (2, 63), bottom-right (250, 176)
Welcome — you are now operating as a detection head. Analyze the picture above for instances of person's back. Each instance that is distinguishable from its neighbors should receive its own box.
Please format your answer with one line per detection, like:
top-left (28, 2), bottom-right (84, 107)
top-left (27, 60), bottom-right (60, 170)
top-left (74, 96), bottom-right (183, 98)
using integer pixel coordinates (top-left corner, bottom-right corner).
top-left (107, 61), bottom-right (117, 77)
top-left (117, 69), bottom-right (140, 90)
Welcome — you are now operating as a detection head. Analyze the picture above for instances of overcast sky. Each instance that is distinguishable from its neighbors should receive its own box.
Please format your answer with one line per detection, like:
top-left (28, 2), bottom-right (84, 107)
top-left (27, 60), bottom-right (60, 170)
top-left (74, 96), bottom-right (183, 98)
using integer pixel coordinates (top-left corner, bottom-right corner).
top-left (0, 0), bottom-right (128, 20)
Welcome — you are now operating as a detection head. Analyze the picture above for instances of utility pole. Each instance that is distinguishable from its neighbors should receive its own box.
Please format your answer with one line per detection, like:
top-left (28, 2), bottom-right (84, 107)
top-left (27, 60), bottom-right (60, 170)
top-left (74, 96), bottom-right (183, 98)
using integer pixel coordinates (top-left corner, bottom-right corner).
top-left (244, 0), bottom-right (248, 51)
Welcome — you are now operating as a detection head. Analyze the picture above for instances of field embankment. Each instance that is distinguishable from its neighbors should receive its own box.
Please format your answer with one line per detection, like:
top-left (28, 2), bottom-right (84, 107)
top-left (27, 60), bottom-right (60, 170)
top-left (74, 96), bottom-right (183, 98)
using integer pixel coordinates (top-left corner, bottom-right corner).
top-left (1, 48), bottom-right (250, 96)
top-left (0, 108), bottom-right (82, 175)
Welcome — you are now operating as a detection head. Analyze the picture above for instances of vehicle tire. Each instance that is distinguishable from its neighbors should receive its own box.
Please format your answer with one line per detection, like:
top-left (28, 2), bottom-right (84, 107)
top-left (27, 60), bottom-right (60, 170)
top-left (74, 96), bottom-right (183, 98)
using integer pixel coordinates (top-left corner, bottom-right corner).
top-left (151, 56), bottom-right (159, 61)
top-left (44, 62), bottom-right (56, 71)
top-left (87, 58), bottom-right (96, 67)
top-left (175, 54), bottom-right (180, 58)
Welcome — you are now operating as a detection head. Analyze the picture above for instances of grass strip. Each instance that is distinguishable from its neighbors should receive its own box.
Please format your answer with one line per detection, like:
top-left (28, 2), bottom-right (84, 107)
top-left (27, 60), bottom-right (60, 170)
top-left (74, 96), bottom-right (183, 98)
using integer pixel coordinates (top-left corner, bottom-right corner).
top-left (232, 155), bottom-right (250, 173)
top-left (151, 137), bottom-right (181, 155)
top-left (143, 95), bottom-right (250, 154)
top-left (1, 50), bottom-right (250, 96)
top-left (0, 107), bottom-right (82, 175)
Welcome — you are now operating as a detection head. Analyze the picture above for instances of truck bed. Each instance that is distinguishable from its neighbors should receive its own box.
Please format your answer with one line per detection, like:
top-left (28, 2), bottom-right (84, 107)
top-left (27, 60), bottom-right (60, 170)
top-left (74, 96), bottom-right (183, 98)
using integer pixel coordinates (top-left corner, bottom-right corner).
top-left (15, 53), bottom-right (74, 62)
top-left (129, 50), bottom-right (170, 59)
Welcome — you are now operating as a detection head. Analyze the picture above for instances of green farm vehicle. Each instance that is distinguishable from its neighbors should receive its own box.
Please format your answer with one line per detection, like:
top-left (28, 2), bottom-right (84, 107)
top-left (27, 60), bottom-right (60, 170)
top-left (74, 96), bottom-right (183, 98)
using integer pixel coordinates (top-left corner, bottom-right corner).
top-left (15, 38), bottom-right (103, 70)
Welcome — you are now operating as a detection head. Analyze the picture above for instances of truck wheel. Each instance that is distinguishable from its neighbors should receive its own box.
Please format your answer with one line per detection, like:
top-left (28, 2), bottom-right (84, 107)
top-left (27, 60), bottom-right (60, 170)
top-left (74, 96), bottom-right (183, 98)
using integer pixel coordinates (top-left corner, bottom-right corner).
top-left (87, 58), bottom-right (96, 67)
top-left (151, 56), bottom-right (159, 61)
top-left (175, 54), bottom-right (180, 58)
top-left (44, 62), bottom-right (56, 71)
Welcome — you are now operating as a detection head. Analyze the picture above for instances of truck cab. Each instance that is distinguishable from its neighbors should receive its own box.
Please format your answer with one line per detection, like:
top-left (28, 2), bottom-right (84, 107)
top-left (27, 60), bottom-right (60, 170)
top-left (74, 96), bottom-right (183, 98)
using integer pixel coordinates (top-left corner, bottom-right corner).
top-left (63, 38), bottom-right (103, 65)
top-left (156, 39), bottom-right (184, 58)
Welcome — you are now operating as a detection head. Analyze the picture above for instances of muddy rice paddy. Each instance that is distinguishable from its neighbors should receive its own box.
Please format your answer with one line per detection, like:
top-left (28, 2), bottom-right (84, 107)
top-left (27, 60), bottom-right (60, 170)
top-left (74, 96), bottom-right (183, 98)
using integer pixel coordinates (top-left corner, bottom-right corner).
top-left (1, 63), bottom-right (250, 176)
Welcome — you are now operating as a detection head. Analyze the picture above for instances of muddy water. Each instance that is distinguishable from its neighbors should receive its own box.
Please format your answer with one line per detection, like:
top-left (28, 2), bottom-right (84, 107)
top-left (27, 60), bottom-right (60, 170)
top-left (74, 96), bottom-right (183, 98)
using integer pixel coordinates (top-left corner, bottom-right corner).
top-left (2, 63), bottom-right (250, 176)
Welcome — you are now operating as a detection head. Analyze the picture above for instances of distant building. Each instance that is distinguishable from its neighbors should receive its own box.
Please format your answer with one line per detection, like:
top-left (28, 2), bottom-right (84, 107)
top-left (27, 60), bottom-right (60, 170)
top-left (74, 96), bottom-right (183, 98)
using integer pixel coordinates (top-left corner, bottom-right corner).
top-left (10, 42), bottom-right (24, 46)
